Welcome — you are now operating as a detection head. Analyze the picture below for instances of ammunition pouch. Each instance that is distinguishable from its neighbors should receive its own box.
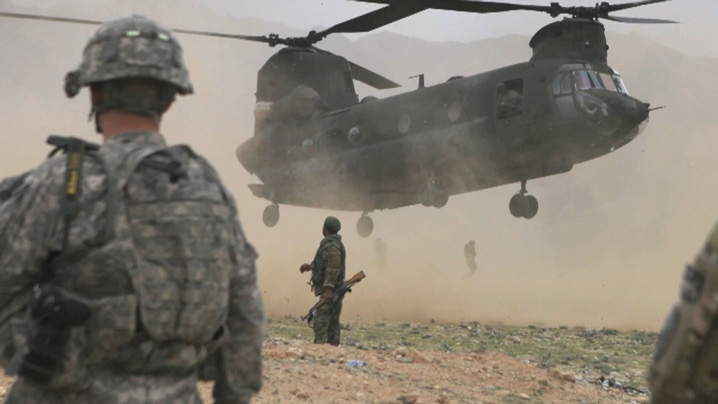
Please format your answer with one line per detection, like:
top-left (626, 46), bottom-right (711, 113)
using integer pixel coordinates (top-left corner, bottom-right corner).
top-left (19, 285), bottom-right (91, 384)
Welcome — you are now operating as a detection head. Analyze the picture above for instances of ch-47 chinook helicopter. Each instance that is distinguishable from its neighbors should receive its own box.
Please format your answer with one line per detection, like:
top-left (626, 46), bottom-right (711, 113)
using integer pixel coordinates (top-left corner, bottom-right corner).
top-left (232, 0), bottom-right (674, 237)
top-left (0, 0), bottom-right (674, 237)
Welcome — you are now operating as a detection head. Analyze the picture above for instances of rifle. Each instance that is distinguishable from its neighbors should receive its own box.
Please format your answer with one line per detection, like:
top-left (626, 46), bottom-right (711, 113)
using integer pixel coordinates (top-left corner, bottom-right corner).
top-left (302, 270), bottom-right (366, 324)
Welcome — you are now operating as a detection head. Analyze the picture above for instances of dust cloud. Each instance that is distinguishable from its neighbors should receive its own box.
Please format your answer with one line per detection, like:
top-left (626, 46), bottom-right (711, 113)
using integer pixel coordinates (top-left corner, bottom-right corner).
top-left (2, 0), bottom-right (717, 332)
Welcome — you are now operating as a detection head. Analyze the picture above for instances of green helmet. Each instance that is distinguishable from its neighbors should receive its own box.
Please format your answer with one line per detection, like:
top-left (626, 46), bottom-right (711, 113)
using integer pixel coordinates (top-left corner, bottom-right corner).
top-left (323, 216), bottom-right (341, 234)
top-left (64, 15), bottom-right (193, 98)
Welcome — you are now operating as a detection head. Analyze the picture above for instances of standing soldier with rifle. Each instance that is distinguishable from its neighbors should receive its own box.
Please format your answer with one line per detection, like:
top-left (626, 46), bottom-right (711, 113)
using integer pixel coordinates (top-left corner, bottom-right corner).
top-left (300, 216), bottom-right (346, 345)
top-left (0, 16), bottom-right (264, 404)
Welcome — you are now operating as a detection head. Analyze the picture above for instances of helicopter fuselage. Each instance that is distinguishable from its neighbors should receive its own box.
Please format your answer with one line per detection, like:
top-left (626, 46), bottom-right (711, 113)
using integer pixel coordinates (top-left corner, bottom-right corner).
top-left (238, 57), bottom-right (649, 211)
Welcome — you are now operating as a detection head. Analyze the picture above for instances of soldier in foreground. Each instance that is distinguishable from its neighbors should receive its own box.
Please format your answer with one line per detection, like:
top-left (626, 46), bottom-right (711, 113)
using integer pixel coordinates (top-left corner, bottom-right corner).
top-left (300, 216), bottom-right (346, 345)
top-left (649, 223), bottom-right (718, 403)
top-left (0, 16), bottom-right (264, 403)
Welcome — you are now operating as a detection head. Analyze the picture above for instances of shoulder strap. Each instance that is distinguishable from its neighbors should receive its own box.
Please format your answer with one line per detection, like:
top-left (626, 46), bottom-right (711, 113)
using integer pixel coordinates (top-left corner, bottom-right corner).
top-left (50, 137), bottom-right (90, 284)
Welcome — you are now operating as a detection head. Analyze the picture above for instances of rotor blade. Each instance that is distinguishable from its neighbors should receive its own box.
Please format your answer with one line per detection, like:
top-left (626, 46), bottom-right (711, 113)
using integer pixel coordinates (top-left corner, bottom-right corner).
top-left (606, 0), bottom-right (671, 12)
top-left (0, 11), bottom-right (283, 43)
top-left (313, 46), bottom-right (400, 89)
top-left (0, 11), bottom-right (102, 26)
top-left (604, 15), bottom-right (677, 23)
top-left (348, 60), bottom-right (401, 89)
top-left (170, 28), bottom-right (275, 42)
top-left (350, 0), bottom-right (554, 15)
top-left (317, 4), bottom-right (427, 38)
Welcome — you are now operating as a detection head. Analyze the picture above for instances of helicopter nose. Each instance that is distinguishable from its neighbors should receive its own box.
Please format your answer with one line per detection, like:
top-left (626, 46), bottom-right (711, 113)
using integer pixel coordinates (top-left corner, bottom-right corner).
top-left (624, 99), bottom-right (650, 125)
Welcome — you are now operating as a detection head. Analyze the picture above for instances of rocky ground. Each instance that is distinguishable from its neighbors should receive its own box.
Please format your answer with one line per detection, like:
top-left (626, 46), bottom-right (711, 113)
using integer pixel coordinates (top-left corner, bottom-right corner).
top-left (0, 316), bottom-right (657, 403)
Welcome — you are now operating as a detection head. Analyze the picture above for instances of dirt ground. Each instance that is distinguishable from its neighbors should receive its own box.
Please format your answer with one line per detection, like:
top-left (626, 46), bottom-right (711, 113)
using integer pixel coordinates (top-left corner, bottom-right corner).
top-left (0, 317), bottom-right (655, 404)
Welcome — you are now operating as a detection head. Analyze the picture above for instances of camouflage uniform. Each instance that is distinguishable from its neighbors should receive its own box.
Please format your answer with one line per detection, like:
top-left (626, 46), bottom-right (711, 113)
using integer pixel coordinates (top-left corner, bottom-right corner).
top-left (649, 223), bottom-right (718, 403)
top-left (310, 234), bottom-right (346, 345)
top-left (0, 15), bottom-right (264, 404)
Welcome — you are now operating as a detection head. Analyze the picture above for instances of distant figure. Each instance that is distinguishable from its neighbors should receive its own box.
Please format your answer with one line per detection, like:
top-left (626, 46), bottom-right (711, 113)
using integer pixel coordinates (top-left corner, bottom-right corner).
top-left (375, 237), bottom-right (388, 269)
top-left (299, 216), bottom-right (346, 345)
top-left (649, 222), bottom-right (718, 403)
top-left (464, 240), bottom-right (478, 276)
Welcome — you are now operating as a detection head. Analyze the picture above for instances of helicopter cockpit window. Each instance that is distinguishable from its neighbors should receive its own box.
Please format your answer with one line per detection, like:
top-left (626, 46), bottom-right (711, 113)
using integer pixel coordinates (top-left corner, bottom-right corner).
top-left (552, 73), bottom-right (572, 96)
top-left (614, 75), bottom-right (629, 94)
top-left (599, 73), bottom-right (618, 92)
top-left (560, 74), bottom-right (572, 94)
top-left (552, 72), bottom-right (578, 118)
top-left (496, 79), bottom-right (523, 119)
top-left (573, 70), bottom-right (592, 91)
top-left (588, 71), bottom-right (604, 90)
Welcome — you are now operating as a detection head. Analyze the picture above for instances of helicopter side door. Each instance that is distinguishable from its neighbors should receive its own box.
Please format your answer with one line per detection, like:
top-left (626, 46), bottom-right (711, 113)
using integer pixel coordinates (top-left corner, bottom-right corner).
top-left (494, 78), bottom-right (526, 150)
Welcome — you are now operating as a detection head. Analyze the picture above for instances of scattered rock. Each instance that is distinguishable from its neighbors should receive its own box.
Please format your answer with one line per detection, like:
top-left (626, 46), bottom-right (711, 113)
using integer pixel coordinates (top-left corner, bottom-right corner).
top-left (549, 369), bottom-right (575, 383)
top-left (397, 394), bottom-right (419, 404)
top-left (437, 393), bottom-right (450, 403)
top-left (512, 336), bottom-right (522, 344)
top-left (397, 357), bottom-right (414, 364)
top-left (395, 347), bottom-right (408, 356)
top-left (296, 391), bottom-right (310, 399)
top-left (519, 393), bottom-right (530, 400)
top-left (406, 348), bottom-right (430, 364)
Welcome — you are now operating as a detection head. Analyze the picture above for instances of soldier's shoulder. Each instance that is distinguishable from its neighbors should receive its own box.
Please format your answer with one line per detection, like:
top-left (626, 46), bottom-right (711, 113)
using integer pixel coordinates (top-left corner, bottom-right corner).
top-left (702, 222), bottom-right (718, 254)
top-left (23, 155), bottom-right (69, 188)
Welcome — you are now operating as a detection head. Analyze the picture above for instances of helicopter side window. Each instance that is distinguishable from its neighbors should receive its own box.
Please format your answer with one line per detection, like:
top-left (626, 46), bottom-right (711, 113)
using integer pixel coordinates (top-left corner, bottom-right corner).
top-left (573, 70), bottom-right (592, 91)
top-left (496, 79), bottom-right (523, 119)
top-left (599, 72), bottom-right (618, 92)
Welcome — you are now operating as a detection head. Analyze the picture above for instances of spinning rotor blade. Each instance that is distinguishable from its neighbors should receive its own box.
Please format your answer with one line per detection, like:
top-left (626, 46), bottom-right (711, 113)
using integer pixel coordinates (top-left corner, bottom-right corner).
top-left (317, 4), bottom-right (427, 37)
top-left (350, 0), bottom-right (674, 22)
top-left (0, 11), bottom-right (102, 26)
top-left (313, 47), bottom-right (400, 89)
top-left (350, 0), bottom-right (553, 15)
top-left (0, 11), bottom-right (282, 43)
top-left (605, 0), bottom-right (670, 12)
top-left (347, 60), bottom-right (401, 89)
top-left (604, 15), bottom-right (677, 23)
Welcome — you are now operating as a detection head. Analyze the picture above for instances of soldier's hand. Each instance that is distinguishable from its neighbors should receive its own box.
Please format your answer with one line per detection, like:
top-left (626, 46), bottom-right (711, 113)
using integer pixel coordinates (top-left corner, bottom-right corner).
top-left (322, 288), bottom-right (334, 301)
top-left (300, 263), bottom-right (311, 273)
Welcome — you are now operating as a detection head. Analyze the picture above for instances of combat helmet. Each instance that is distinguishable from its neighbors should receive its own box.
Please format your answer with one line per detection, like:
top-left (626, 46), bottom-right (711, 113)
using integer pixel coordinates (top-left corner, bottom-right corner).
top-left (64, 15), bottom-right (193, 99)
top-left (323, 216), bottom-right (341, 234)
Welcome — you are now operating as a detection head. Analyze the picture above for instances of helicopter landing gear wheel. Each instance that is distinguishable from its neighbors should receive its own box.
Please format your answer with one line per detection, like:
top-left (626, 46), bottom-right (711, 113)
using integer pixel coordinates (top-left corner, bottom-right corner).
top-left (509, 194), bottom-right (527, 218)
top-left (262, 204), bottom-right (280, 227)
top-left (509, 181), bottom-right (539, 219)
top-left (432, 189), bottom-right (449, 208)
top-left (524, 195), bottom-right (539, 219)
top-left (357, 214), bottom-right (374, 238)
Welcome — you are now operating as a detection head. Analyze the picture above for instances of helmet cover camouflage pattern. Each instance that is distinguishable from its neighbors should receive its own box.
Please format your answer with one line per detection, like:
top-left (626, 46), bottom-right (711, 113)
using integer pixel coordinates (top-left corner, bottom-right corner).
top-left (323, 216), bottom-right (341, 233)
top-left (64, 15), bottom-right (193, 98)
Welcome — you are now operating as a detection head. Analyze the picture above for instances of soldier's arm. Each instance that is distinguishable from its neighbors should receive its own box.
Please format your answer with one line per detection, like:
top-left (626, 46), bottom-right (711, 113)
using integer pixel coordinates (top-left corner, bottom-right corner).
top-left (0, 171), bottom-right (32, 204)
top-left (0, 165), bottom-right (63, 367)
top-left (322, 247), bottom-right (342, 290)
top-left (212, 219), bottom-right (266, 404)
